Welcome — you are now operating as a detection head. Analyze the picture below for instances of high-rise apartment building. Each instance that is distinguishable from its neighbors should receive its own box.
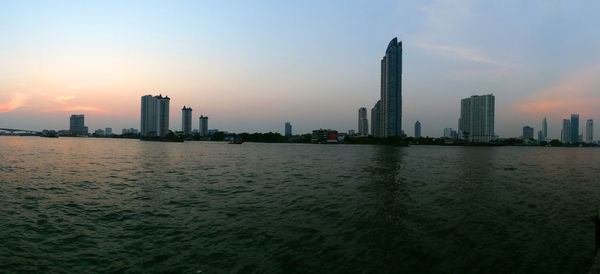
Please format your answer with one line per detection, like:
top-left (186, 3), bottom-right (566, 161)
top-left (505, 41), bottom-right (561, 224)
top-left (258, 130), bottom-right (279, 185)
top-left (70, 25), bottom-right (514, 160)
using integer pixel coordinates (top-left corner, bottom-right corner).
top-left (182, 106), bottom-right (192, 135)
top-left (358, 107), bottom-right (368, 136)
top-left (586, 119), bottom-right (593, 143)
top-left (380, 38), bottom-right (402, 137)
top-left (371, 100), bottom-right (381, 137)
top-left (414, 121), bottom-right (421, 138)
top-left (140, 94), bottom-right (170, 137)
top-left (199, 115), bottom-right (209, 136)
top-left (285, 122), bottom-right (292, 136)
top-left (522, 126), bottom-right (534, 140)
top-left (542, 117), bottom-right (548, 141)
top-left (561, 119), bottom-right (571, 143)
top-left (458, 94), bottom-right (495, 143)
top-left (537, 130), bottom-right (544, 142)
top-left (69, 114), bottom-right (87, 135)
top-left (105, 127), bottom-right (112, 136)
top-left (570, 114), bottom-right (579, 143)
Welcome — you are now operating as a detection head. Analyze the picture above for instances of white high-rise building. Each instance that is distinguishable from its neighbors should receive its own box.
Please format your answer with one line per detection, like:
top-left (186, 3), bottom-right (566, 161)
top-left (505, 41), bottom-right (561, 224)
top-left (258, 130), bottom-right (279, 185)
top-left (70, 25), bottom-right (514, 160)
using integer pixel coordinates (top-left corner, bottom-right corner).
top-left (199, 115), bottom-right (209, 136)
top-left (140, 94), bottom-right (170, 137)
top-left (182, 106), bottom-right (192, 135)
top-left (358, 107), bottom-right (368, 136)
top-left (458, 94), bottom-right (495, 143)
top-left (586, 119), bottom-right (593, 143)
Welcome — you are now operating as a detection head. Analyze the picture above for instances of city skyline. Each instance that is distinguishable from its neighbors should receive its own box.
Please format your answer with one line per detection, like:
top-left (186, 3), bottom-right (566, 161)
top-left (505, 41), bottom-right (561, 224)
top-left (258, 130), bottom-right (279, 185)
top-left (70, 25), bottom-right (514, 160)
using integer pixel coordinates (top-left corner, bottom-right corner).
top-left (1, 1), bottom-right (600, 137)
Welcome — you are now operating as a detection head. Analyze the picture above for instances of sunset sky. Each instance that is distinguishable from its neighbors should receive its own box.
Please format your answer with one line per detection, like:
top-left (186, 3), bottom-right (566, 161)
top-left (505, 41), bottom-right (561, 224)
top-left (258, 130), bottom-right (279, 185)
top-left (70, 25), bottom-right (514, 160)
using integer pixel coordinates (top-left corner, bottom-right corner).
top-left (1, 0), bottom-right (599, 138)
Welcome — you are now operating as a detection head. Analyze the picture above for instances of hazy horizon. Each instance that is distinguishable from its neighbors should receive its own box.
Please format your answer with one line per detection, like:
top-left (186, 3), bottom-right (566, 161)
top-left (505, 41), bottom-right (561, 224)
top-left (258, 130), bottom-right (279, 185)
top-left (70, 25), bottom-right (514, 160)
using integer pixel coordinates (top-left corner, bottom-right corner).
top-left (1, 0), bottom-right (599, 138)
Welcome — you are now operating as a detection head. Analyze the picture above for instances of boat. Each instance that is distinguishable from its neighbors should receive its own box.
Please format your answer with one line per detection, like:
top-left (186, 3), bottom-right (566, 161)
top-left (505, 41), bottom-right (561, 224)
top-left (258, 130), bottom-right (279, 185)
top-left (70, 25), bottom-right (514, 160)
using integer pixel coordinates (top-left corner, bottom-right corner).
top-left (228, 140), bottom-right (244, 144)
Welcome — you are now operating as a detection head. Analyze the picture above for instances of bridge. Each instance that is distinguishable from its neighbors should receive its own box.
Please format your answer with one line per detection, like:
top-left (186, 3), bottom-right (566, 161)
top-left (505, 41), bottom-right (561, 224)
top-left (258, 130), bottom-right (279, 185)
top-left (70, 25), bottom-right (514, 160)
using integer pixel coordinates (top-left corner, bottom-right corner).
top-left (0, 128), bottom-right (41, 134)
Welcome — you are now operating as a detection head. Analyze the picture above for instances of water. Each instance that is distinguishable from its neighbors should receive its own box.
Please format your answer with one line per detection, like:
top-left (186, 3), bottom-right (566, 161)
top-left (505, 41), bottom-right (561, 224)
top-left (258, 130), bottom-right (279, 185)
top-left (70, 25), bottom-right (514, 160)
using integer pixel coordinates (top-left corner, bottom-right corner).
top-left (1, 137), bottom-right (600, 273)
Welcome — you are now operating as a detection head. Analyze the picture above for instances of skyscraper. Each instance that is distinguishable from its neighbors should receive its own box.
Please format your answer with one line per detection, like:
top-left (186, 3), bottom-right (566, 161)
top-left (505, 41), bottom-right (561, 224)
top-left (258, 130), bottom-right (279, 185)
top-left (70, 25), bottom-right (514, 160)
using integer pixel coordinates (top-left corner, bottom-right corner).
top-left (140, 94), bottom-right (170, 137)
top-left (458, 94), bottom-right (495, 143)
top-left (542, 117), bottom-right (548, 141)
top-left (358, 107), bottom-right (368, 136)
top-left (105, 127), bottom-right (112, 136)
top-left (571, 114), bottom-right (579, 143)
top-left (414, 121), bottom-right (421, 138)
top-left (285, 122), bottom-right (292, 136)
top-left (537, 130), bottom-right (544, 142)
top-left (199, 115), bottom-right (209, 136)
top-left (182, 106), bottom-right (192, 135)
top-left (69, 114), bottom-right (87, 135)
top-left (156, 95), bottom-right (170, 137)
top-left (380, 37), bottom-right (402, 137)
top-left (371, 100), bottom-right (381, 137)
top-left (561, 119), bottom-right (571, 143)
top-left (522, 126), bottom-right (534, 140)
top-left (586, 119), bottom-right (593, 143)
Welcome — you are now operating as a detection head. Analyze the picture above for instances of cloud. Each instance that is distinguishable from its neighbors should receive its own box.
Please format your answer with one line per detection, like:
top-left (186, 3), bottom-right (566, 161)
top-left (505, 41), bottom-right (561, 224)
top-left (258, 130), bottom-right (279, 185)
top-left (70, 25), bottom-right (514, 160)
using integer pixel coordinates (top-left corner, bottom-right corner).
top-left (54, 95), bottom-right (76, 103)
top-left (418, 42), bottom-right (517, 68)
top-left (0, 93), bottom-right (29, 113)
top-left (515, 66), bottom-right (600, 117)
top-left (45, 105), bottom-right (107, 113)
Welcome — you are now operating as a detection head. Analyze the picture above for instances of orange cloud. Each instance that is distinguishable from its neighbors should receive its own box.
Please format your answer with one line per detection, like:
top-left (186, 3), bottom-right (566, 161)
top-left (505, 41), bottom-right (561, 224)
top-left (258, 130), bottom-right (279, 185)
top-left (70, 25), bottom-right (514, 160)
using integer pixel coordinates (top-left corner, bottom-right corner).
top-left (54, 95), bottom-right (76, 103)
top-left (0, 93), bottom-right (29, 113)
top-left (515, 67), bottom-right (600, 118)
top-left (45, 105), bottom-right (107, 113)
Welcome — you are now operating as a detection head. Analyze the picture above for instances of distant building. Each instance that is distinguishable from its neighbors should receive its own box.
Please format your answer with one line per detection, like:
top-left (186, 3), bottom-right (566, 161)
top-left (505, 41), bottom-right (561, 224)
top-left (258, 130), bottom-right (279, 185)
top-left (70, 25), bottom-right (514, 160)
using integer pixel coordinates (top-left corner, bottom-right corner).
top-left (140, 94), bottom-right (170, 137)
top-left (571, 114), bottom-right (579, 143)
top-left (380, 38), bottom-right (403, 137)
top-left (443, 128), bottom-right (458, 139)
top-left (414, 121), bottom-right (421, 138)
top-left (542, 117), bottom-right (548, 141)
top-left (208, 128), bottom-right (218, 135)
top-left (586, 119), bottom-right (594, 143)
top-left (522, 126), bottom-right (534, 140)
top-left (537, 130), bottom-right (544, 142)
top-left (105, 127), bottom-right (112, 136)
top-left (192, 129), bottom-right (199, 133)
top-left (122, 128), bottom-right (138, 135)
top-left (561, 119), bottom-right (571, 143)
top-left (311, 129), bottom-right (344, 143)
top-left (69, 114), bottom-right (87, 135)
top-left (458, 94), bottom-right (495, 143)
top-left (94, 129), bottom-right (105, 136)
top-left (371, 100), bottom-right (381, 137)
top-left (348, 129), bottom-right (355, 135)
top-left (358, 107), bottom-right (368, 136)
top-left (285, 122), bottom-right (292, 136)
top-left (199, 115), bottom-right (209, 136)
top-left (182, 106), bottom-right (192, 135)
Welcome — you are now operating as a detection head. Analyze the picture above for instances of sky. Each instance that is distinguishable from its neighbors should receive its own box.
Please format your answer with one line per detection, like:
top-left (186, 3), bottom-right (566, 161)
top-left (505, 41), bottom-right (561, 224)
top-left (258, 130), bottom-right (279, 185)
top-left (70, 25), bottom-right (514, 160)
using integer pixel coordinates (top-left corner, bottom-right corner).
top-left (1, 0), bottom-right (599, 138)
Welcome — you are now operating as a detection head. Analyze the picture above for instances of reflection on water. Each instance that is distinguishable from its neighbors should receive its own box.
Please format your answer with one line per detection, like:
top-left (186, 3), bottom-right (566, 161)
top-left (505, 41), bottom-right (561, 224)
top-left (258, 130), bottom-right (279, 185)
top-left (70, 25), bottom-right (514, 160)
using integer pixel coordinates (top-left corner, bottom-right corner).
top-left (1, 137), bottom-right (600, 272)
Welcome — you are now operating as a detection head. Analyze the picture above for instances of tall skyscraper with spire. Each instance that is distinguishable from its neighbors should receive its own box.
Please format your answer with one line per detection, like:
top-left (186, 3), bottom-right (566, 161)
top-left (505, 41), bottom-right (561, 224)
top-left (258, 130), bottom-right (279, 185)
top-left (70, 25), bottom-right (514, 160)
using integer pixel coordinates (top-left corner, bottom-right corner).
top-left (542, 117), bottom-right (548, 141)
top-left (379, 37), bottom-right (403, 137)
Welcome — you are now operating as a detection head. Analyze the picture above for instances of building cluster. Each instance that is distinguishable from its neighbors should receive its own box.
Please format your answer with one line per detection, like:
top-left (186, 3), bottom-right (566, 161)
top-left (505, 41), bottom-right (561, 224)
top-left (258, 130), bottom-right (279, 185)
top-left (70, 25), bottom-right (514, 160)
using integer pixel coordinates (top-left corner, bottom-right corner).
top-left (311, 129), bottom-right (346, 143)
top-left (140, 94), bottom-right (210, 137)
top-left (558, 114), bottom-right (594, 143)
top-left (370, 37), bottom-right (403, 138)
